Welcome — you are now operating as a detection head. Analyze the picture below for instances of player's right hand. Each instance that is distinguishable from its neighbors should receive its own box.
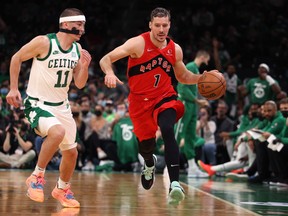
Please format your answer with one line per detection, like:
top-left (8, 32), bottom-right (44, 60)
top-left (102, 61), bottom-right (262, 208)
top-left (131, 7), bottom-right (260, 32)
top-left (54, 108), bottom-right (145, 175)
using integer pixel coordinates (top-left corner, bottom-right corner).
top-left (6, 89), bottom-right (22, 108)
top-left (104, 74), bottom-right (123, 88)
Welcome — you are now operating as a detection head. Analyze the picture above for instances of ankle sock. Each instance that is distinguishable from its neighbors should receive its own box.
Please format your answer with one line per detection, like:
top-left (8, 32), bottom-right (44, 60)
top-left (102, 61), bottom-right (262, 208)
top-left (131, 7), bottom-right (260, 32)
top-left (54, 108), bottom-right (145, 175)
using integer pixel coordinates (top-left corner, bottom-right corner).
top-left (57, 178), bottom-right (69, 189)
top-left (32, 165), bottom-right (45, 176)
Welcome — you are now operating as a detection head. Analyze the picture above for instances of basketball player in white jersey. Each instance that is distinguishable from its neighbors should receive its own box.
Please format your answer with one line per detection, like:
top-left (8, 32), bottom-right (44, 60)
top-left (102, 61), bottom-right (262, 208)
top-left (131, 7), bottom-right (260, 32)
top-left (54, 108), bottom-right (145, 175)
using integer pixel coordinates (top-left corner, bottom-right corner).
top-left (6, 8), bottom-right (91, 208)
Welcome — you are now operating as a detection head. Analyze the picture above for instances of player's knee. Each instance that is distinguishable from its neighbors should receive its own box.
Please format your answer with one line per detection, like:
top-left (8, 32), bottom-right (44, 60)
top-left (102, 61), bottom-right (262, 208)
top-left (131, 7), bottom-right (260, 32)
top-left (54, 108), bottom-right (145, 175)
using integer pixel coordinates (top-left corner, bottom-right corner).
top-left (138, 138), bottom-right (156, 160)
top-left (62, 147), bottom-right (78, 161)
top-left (48, 125), bottom-right (65, 143)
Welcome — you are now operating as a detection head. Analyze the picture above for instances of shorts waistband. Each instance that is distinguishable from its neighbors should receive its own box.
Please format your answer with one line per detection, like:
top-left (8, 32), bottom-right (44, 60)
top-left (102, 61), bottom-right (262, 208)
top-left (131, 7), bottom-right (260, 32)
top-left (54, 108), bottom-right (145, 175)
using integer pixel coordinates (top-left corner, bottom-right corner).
top-left (28, 96), bottom-right (64, 106)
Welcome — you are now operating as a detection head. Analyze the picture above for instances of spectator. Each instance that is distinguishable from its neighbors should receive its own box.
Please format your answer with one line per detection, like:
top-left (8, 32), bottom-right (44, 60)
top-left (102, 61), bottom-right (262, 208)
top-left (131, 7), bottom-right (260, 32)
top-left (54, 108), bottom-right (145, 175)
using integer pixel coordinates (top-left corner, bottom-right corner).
top-left (213, 38), bottom-right (242, 119)
top-left (267, 98), bottom-right (288, 185)
top-left (249, 100), bottom-right (286, 184)
top-left (238, 63), bottom-right (286, 107)
top-left (219, 103), bottom-right (260, 145)
top-left (112, 102), bottom-right (139, 172)
top-left (211, 100), bottom-right (235, 164)
top-left (199, 104), bottom-right (260, 176)
top-left (196, 106), bottom-right (217, 165)
top-left (0, 118), bottom-right (36, 168)
top-left (104, 99), bottom-right (115, 123)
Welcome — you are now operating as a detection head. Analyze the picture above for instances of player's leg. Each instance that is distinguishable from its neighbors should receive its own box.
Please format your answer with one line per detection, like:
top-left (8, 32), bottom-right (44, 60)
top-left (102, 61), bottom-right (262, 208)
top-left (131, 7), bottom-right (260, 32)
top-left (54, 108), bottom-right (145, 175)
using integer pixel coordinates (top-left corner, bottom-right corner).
top-left (158, 108), bottom-right (180, 182)
top-left (199, 142), bottom-right (248, 176)
top-left (36, 123), bottom-right (65, 168)
top-left (158, 108), bottom-right (185, 204)
top-left (129, 100), bottom-right (158, 190)
top-left (23, 98), bottom-right (66, 202)
top-left (138, 138), bottom-right (157, 190)
top-left (26, 117), bottom-right (65, 203)
top-left (52, 147), bottom-right (80, 208)
top-left (51, 113), bottom-right (80, 208)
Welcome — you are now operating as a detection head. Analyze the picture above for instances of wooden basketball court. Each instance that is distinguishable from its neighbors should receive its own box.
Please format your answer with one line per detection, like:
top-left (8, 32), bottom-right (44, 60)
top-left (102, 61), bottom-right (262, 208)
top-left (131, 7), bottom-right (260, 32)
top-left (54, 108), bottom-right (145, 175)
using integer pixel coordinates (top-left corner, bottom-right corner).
top-left (0, 170), bottom-right (263, 216)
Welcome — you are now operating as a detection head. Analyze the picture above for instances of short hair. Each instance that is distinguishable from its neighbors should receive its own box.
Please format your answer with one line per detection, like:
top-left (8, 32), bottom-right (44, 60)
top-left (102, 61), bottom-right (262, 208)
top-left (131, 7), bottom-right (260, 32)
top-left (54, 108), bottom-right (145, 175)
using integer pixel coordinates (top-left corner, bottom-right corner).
top-left (265, 100), bottom-right (277, 110)
top-left (60, 8), bottom-right (84, 18)
top-left (195, 50), bottom-right (210, 58)
top-left (150, 7), bottom-right (171, 21)
top-left (279, 97), bottom-right (288, 105)
top-left (217, 99), bottom-right (228, 109)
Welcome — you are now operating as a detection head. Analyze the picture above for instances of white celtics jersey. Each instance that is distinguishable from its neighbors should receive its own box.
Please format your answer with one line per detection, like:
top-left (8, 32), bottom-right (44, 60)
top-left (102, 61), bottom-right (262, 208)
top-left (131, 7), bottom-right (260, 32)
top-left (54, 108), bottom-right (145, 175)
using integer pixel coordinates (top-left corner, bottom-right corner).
top-left (26, 33), bottom-right (80, 102)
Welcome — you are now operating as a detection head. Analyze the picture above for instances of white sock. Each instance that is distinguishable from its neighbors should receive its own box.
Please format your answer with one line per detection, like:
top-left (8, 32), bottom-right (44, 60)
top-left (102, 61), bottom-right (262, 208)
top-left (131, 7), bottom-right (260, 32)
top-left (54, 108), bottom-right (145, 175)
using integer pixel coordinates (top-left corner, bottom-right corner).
top-left (32, 165), bottom-right (45, 176)
top-left (57, 178), bottom-right (69, 189)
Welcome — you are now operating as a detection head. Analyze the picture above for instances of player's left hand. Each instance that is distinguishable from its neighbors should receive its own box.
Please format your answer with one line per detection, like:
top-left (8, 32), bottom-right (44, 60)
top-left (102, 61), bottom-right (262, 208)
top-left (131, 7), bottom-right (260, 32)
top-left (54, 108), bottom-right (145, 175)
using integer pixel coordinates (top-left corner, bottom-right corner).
top-left (105, 74), bottom-right (123, 88)
top-left (80, 49), bottom-right (92, 67)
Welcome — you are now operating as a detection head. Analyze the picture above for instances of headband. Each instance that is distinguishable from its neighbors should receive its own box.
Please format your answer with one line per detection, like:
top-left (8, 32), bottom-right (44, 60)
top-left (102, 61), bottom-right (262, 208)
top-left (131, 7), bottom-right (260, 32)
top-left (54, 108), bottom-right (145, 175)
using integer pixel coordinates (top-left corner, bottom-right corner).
top-left (59, 15), bottom-right (86, 24)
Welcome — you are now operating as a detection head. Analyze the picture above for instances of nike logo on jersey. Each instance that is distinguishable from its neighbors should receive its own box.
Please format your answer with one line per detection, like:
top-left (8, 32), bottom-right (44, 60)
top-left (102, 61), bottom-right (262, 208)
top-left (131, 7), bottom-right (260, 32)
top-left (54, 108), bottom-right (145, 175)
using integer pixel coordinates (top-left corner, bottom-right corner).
top-left (52, 50), bottom-right (59, 55)
top-left (147, 48), bottom-right (154, 52)
top-left (171, 164), bottom-right (179, 167)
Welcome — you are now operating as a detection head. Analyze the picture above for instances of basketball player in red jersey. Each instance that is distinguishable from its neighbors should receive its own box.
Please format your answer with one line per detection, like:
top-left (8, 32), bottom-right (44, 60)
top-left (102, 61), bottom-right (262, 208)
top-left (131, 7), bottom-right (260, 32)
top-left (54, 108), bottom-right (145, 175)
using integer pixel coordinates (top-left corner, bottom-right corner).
top-left (100, 7), bottom-right (208, 204)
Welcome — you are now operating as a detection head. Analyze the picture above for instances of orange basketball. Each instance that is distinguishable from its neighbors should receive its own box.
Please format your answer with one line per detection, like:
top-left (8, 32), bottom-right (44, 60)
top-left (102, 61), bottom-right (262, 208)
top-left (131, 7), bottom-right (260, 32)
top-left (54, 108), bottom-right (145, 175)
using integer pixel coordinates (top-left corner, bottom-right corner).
top-left (197, 70), bottom-right (226, 100)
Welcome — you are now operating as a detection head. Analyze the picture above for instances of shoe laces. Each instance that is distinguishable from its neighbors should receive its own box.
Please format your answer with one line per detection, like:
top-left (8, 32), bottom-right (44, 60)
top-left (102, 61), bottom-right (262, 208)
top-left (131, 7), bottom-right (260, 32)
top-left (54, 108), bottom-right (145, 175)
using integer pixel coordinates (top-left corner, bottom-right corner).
top-left (63, 187), bottom-right (75, 200)
top-left (170, 182), bottom-right (185, 193)
top-left (142, 165), bottom-right (154, 180)
top-left (33, 175), bottom-right (46, 189)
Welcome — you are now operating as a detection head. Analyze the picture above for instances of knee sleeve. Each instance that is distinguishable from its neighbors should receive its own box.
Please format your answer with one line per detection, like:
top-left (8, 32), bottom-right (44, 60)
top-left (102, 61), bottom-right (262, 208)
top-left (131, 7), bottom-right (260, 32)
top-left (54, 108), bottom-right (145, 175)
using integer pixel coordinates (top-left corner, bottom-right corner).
top-left (138, 138), bottom-right (156, 160)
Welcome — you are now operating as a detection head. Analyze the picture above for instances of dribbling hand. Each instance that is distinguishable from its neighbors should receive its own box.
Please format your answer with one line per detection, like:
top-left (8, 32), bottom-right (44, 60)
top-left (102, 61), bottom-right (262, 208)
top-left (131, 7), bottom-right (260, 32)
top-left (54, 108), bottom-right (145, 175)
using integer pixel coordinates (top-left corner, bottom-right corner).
top-left (104, 74), bottom-right (123, 88)
top-left (6, 89), bottom-right (22, 108)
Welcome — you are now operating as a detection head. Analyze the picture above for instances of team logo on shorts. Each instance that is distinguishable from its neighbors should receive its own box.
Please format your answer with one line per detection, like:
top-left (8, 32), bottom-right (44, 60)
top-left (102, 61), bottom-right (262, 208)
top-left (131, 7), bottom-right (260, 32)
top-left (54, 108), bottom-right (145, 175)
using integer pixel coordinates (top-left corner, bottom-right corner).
top-left (29, 111), bottom-right (37, 123)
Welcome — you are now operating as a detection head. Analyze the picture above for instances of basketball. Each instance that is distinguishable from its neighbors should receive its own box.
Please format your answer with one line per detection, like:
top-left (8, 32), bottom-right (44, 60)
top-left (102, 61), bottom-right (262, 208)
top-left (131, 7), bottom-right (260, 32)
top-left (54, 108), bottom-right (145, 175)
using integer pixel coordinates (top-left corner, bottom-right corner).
top-left (198, 70), bottom-right (226, 100)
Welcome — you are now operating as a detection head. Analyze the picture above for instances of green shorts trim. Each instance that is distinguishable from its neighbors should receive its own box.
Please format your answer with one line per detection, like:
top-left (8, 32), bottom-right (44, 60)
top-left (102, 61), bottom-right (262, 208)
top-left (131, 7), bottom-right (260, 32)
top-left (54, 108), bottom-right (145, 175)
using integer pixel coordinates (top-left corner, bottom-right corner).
top-left (24, 97), bottom-right (54, 129)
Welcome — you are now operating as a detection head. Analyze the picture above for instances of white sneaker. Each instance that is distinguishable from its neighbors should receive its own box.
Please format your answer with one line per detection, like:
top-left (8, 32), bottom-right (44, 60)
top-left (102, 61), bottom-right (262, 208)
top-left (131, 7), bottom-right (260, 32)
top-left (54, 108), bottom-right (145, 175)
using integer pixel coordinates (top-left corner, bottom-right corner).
top-left (168, 181), bottom-right (185, 205)
top-left (99, 160), bottom-right (114, 166)
top-left (225, 172), bottom-right (248, 181)
top-left (141, 155), bottom-right (157, 190)
top-left (188, 169), bottom-right (209, 178)
top-left (81, 161), bottom-right (95, 171)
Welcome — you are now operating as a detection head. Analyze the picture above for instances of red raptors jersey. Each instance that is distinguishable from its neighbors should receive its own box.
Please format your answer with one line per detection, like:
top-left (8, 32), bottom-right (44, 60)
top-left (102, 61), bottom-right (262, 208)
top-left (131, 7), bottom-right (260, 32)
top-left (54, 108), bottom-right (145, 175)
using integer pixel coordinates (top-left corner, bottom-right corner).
top-left (127, 32), bottom-right (177, 99)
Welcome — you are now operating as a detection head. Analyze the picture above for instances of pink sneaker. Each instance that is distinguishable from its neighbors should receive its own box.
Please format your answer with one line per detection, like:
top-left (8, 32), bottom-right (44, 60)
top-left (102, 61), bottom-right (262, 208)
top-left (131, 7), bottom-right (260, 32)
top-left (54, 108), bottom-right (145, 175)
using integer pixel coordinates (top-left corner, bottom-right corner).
top-left (51, 185), bottom-right (80, 208)
top-left (26, 173), bottom-right (45, 202)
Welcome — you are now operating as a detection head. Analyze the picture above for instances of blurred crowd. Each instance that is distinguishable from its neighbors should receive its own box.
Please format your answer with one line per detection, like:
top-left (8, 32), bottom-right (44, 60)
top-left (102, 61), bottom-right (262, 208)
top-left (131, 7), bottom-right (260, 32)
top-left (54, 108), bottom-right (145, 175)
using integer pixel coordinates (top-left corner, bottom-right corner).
top-left (1, 0), bottom-right (288, 187)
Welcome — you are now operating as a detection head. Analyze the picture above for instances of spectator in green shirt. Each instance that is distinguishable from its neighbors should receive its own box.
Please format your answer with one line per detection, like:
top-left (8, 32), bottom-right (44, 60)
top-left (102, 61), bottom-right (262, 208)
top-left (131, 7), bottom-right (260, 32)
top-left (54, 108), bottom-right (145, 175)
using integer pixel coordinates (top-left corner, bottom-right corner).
top-left (238, 63), bottom-right (286, 106)
top-left (248, 100), bottom-right (286, 184)
top-left (266, 98), bottom-right (288, 185)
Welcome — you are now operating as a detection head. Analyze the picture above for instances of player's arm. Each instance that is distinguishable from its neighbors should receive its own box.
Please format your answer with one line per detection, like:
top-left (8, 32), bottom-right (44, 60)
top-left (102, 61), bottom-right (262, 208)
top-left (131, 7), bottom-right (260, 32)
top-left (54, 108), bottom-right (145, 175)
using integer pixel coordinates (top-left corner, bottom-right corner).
top-left (7, 36), bottom-right (49, 108)
top-left (173, 44), bottom-right (202, 85)
top-left (73, 43), bottom-right (91, 89)
top-left (99, 36), bottom-right (143, 88)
